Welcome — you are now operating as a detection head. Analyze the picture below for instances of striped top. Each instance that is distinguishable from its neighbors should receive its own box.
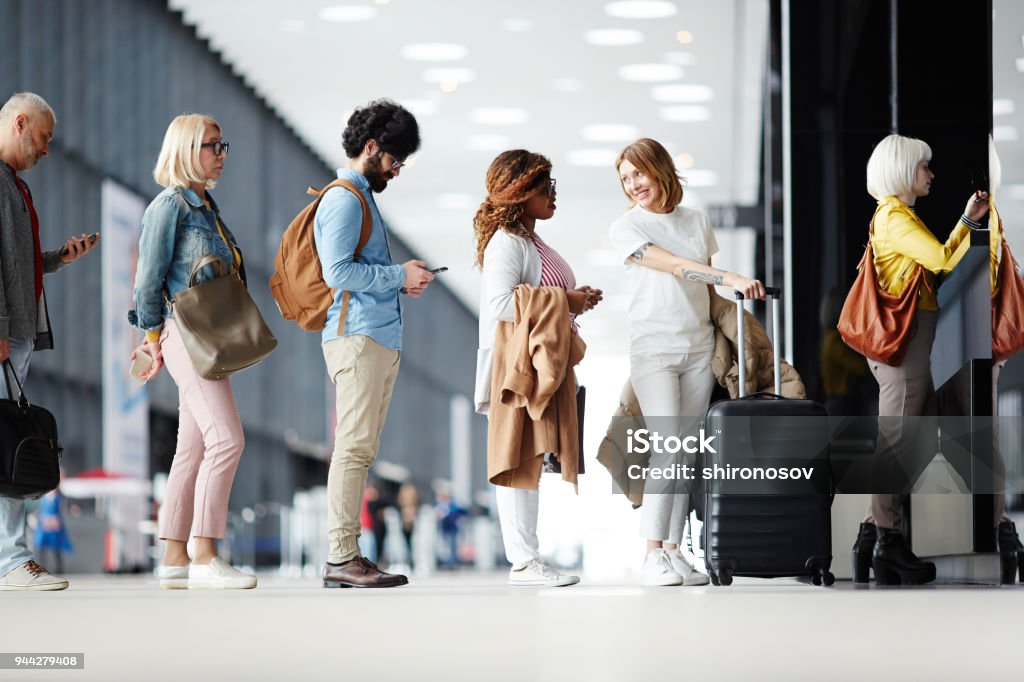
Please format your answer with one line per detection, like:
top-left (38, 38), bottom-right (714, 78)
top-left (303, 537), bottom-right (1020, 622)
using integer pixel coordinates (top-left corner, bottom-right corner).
top-left (534, 234), bottom-right (577, 330)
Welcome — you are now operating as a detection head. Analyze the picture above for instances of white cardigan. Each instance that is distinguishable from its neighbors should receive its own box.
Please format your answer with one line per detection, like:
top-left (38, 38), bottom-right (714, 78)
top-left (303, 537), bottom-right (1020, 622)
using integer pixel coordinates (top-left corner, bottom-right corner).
top-left (474, 230), bottom-right (542, 414)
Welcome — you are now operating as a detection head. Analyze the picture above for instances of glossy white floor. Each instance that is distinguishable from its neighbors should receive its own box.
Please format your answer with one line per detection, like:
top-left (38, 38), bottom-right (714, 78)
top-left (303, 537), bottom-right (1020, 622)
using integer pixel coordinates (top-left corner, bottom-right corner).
top-left (3, 572), bottom-right (1021, 681)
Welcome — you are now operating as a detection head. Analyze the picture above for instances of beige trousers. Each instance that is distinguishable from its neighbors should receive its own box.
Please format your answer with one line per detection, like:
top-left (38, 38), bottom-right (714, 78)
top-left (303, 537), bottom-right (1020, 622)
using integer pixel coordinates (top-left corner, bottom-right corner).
top-left (323, 335), bottom-right (400, 563)
top-left (866, 311), bottom-right (937, 530)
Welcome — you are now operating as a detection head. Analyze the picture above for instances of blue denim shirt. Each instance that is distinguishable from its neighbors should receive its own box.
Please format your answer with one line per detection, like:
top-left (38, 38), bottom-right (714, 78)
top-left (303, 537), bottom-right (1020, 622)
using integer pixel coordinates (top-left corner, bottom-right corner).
top-left (313, 168), bottom-right (406, 349)
top-left (129, 187), bottom-right (243, 332)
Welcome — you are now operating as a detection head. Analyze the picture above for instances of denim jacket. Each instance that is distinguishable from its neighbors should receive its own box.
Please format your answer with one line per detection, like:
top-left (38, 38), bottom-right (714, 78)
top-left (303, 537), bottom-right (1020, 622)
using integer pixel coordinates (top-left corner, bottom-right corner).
top-left (129, 187), bottom-right (245, 332)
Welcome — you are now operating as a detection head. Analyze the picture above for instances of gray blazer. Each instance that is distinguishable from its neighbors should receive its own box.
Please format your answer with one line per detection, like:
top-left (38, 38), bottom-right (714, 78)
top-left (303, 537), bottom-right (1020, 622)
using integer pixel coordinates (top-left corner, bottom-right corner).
top-left (0, 161), bottom-right (65, 348)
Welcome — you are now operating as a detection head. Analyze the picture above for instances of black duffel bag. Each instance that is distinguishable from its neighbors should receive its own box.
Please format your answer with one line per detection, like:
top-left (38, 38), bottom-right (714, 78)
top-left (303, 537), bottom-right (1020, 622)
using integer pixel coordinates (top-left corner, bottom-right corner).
top-left (0, 360), bottom-right (62, 499)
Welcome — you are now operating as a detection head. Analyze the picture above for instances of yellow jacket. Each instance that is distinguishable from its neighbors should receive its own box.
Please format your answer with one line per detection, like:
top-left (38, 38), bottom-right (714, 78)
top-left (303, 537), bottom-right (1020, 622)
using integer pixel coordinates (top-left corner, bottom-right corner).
top-left (869, 195), bottom-right (971, 311)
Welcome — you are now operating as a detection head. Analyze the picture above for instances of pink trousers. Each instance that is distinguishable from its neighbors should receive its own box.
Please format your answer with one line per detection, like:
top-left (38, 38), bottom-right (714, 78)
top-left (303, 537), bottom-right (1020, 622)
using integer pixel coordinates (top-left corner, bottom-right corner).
top-left (158, 319), bottom-right (245, 541)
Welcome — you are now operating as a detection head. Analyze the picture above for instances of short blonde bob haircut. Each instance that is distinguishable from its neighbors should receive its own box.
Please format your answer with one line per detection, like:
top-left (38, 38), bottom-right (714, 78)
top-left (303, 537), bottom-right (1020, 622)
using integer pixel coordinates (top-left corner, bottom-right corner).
top-left (615, 138), bottom-right (684, 211)
top-left (865, 133), bottom-right (931, 200)
top-left (153, 113), bottom-right (220, 189)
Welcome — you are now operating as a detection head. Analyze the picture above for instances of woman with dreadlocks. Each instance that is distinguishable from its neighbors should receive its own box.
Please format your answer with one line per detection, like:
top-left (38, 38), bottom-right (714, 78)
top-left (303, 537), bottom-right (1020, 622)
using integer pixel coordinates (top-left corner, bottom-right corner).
top-left (473, 149), bottom-right (602, 587)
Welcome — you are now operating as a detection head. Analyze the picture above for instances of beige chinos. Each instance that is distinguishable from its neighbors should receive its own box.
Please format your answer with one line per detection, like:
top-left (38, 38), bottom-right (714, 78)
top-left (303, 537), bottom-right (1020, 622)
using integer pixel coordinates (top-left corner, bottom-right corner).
top-left (323, 334), bottom-right (401, 563)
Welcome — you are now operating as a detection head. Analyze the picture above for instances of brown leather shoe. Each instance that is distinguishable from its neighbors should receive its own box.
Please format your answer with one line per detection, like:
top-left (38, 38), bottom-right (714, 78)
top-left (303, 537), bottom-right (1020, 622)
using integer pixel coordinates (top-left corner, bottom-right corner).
top-left (322, 557), bottom-right (409, 588)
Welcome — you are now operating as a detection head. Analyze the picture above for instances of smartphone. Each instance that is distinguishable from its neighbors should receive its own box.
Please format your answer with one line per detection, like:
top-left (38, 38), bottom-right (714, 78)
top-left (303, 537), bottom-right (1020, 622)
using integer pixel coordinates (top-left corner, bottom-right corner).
top-left (430, 266), bottom-right (448, 274)
top-left (130, 349), bottom-right (153, 384)
top-left (59, 232), bottom-right (99, 256)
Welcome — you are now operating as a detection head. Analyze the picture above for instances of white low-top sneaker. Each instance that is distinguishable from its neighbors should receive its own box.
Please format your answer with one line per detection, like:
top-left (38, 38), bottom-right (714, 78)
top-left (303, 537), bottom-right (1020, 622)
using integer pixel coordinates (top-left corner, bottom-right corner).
top-left (156, 564), bottom-right (190, 590)
top-left (508, 560), bottom-right (580, 587)
top-left (188, 557), bottom-right (256, 590)
top-left (642, 549), bottom-right (684, 586)
top-left (0, 560), bottom-right (69, 591)
top-left (667, 549), bottom-right (710, 586)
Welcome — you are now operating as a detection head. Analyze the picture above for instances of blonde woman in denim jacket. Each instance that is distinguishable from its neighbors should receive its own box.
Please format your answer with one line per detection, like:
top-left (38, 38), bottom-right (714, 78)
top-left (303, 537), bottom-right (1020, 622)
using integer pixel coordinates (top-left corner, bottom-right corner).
top-left (129, 114), bottom-right (254, 590)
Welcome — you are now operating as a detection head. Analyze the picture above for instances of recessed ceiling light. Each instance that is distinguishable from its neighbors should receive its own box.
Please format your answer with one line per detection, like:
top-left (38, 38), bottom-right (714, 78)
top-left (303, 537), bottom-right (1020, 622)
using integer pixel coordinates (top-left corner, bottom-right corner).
top-left (581, 124), bottom-right (639, 142)
top-left (663, 51), bottom-right (696, 66)
top-left (676, 30), bottom-right (694, 44)
top-left (471, 108), bottom-right (528, 125)
top-left (994, 125), bottom-right (1018, 142)
top-left (1016, 58), bottom-right (1024, 73)
top-left (280, 19), bottom-right (306, 32)
top-left (994, 99), bottom-right (1015, 116)
top-left (375, 0), bottom-right (391, 4)
top-left (467, 134), bottom-right (512, 151)
top-left (566, 149), bottom-right (618, 167)
top-left (318, 5), bottom-right (378, 22)
top-left (676, 152), bottom-right (694, 168)
top-left (439, 81), bottom-right (458, 93)
top-left (423, 68), bottom-right (476, 84)
top-left (436, 193), bottom-right (476, 210)
top-left (618, 64), bottom-right (683, 82)
top-left (651, 84), bottom-right (714, 102)
top-left (682, 169), bottom-right (718, 187)
top-left (502, 18), bottom-right (533, 32)
top-left (605, 1), bottom-right (678, 19)
top-left (400, 43), bottom-right (469, 61)
top-left (552, 78), bottom-right (584, 92)
top-left (584, 29), bottom-right (644, 46)
top-left (659, 105), bottom-right (711, 122)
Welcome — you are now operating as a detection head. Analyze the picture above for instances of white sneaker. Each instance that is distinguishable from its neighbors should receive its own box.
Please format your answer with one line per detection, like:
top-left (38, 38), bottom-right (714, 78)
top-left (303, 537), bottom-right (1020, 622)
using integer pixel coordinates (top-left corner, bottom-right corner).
top-left (156, 564), bottom-right (190, 590)
top-left (0, 560), bottom-right (69, 591)
top-left (642, 549), bottom-right (684, 586)
top-left (188, 557), bottom-right (256, 590)
top-left (508, 560), bottom-right (580, 587)
top-left (667, 549), bottom-right (710, 586)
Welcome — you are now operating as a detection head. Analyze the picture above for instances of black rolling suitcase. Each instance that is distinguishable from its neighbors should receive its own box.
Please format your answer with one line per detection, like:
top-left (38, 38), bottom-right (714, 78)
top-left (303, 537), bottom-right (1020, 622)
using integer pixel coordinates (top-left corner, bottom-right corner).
top-left (702, 289), bottom-right (833, 586)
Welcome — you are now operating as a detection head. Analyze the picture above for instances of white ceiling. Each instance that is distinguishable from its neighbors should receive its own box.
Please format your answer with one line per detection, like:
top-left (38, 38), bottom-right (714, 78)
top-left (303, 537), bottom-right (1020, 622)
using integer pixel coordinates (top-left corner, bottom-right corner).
top-left (168, 0), bottom-right (768, 353)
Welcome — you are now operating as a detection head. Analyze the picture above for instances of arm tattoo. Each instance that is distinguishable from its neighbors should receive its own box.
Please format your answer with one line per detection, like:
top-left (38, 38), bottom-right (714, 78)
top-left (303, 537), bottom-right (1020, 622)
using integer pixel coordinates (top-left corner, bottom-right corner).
top-left (680, 269), bottom-right (724, 285)
top-left (630, 242), bottom-right (654, 261)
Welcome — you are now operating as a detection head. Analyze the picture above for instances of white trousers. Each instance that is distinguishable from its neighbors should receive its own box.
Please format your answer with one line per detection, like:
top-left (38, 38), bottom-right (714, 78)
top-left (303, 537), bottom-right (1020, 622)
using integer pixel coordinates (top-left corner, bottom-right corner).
top-left (495, 486), bottom-right (540, 569)
top-left (631, 349), bottom-right (715, 544)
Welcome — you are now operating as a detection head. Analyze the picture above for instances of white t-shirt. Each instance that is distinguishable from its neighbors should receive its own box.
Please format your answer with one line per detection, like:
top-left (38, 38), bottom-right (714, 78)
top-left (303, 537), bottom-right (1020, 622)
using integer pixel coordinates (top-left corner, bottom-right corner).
top-left (608, 204), bottom-right (720, 355)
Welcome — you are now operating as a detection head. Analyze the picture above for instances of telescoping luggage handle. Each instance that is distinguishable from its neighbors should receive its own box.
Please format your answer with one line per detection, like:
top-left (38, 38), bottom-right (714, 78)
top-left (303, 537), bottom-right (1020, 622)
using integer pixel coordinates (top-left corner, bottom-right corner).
top-left (734, 287), bottom-right (782, 398)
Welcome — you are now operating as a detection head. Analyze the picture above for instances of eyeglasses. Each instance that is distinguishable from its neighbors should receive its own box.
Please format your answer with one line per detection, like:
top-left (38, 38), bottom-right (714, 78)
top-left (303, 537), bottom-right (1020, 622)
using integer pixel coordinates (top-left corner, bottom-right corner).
top-left (200, 141), bottom-right (230, 156)
top-left (546, 178), bottom-right (557, 198)
top-left (381, 151), bottom-right (406, 170)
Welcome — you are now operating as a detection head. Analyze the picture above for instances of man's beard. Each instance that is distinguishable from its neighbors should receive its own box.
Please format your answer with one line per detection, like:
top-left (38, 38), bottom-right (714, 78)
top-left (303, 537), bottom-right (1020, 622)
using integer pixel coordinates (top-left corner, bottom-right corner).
top-left (364, 153), bottom-right (390, 193)
top-left (20, 136), bottom-right (41, 170)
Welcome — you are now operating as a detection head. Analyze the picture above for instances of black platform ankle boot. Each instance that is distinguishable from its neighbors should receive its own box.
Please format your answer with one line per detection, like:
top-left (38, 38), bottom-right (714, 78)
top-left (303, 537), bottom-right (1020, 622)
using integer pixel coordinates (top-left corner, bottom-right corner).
top-left (872, 527), bottom-right (936, 586)
top-left (997, 521), bottom-right (1023, 585)
top-left (851, 522), bottom-right (876, 583)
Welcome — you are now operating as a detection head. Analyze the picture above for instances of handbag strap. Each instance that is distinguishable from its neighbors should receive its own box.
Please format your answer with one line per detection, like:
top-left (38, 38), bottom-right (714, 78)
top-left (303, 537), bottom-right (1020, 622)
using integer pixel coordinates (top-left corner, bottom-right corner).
top-left (2, 359), bottom-right (28, 405)
top-left (188, 254), bottom-right (229, 286)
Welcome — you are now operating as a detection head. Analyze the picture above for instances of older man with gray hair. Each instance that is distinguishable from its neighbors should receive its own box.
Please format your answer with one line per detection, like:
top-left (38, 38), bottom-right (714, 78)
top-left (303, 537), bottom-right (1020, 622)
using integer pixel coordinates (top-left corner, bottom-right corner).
top-left (0, 92), bottom-right (99, 591)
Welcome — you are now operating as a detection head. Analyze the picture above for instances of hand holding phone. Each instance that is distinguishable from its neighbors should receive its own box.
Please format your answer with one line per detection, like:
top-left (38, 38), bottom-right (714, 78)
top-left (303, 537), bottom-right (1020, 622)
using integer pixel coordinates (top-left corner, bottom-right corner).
top-left (430, 266), bottom-right (448, 274)
top-left (59, 232), bottom-right (100, 257)
top-left (130, 349), bottom-right (154, 384)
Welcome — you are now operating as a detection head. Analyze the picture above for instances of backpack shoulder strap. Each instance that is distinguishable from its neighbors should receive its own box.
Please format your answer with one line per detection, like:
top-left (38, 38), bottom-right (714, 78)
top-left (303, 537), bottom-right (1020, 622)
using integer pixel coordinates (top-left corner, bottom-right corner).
top-left (307, 179), bottom-right (373, 262)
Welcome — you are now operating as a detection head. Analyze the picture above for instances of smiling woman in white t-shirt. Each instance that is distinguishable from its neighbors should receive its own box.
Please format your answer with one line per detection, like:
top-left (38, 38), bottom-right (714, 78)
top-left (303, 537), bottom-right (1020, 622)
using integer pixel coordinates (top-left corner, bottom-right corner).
top-left (608, 138), bottom-right (765, 587)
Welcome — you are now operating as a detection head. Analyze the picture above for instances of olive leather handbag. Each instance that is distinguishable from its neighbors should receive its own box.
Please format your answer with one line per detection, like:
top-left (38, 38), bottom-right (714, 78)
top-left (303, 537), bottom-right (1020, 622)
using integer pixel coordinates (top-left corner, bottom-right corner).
top-left (172, 254), bottom-right (278, 380)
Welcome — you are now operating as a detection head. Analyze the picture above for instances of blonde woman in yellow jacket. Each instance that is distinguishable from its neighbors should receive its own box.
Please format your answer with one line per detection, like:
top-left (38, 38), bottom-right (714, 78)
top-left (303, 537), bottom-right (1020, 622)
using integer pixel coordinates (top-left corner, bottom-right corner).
top-left (851, 133), bottom-right (989, 586)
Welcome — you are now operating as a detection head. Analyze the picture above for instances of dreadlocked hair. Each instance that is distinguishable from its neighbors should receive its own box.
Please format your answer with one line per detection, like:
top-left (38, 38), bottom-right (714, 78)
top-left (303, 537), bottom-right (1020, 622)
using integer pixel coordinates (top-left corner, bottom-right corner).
top-left (473, 150), bottom-right (552, 268)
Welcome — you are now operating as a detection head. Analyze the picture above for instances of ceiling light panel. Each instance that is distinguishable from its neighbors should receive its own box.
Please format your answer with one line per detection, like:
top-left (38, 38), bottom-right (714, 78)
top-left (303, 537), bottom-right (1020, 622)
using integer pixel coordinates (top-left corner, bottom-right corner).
top-left (605, 1), bottom-right (678, 19)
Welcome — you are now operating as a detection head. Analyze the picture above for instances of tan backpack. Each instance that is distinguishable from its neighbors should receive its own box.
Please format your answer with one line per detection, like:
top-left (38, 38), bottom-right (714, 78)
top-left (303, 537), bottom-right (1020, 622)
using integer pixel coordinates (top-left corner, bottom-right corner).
top-left (269, 179), bottom-right (372, 332)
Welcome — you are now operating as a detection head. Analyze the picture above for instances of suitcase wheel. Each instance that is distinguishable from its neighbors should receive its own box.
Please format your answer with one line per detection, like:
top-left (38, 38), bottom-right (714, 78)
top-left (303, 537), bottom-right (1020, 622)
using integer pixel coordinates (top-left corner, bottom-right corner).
top-left (811, 568), bottom-right (835, 587)
top-left (718, 569), bottom-right (733, 586)
top-left (709, 571), bottom-right (720, 586)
